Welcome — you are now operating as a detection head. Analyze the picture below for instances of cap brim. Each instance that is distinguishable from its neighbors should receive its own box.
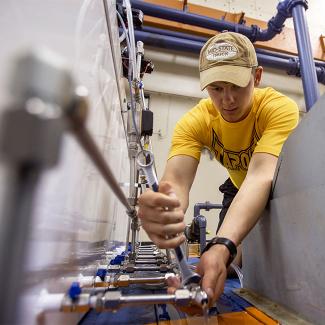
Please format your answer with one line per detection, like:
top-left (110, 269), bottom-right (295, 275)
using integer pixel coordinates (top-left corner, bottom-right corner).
top-left (200, 65), bottom-right (252, 91)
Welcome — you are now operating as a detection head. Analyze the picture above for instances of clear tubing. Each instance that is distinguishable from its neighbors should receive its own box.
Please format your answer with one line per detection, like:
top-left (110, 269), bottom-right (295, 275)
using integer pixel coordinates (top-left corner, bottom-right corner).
top-left (230, 263), bottom-right (243, 288)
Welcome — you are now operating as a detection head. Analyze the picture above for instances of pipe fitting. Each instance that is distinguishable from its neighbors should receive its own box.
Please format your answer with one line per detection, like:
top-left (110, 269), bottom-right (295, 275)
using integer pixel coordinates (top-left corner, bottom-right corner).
top-left (174, 289), bottom-right (191, 306)
top-left (61, 293), bottom-right (91, 313)
top-left (267, 15), bottom-right (285, 34)
top-left (287, 57), bottom-right (301, 76)
top-left (277, 0), bottom-right (308, 18)
top-left (194, 202), bottom-right (222, 218)
top-left (103, 291), bottom-right (122, 311)
top-left (249, 25), bottom-right (260, 43)
top-left (191, 286), bottom-right (209, 307)
top-left (131, 218), bottom-right (140, 230)
top-left (315, 67), bottom-right (325, 84)
top-left (127, 208), bottom-right (137, 219)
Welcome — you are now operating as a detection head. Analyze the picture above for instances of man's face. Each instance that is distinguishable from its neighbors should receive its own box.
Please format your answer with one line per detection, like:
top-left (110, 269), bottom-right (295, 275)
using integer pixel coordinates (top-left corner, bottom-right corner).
top-left (206, 74), bottom-right (256, 123)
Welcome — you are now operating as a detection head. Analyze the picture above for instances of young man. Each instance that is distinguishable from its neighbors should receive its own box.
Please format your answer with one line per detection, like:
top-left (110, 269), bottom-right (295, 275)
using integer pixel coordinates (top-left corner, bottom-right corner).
top-left (138, 32), bottom-right (299, 304)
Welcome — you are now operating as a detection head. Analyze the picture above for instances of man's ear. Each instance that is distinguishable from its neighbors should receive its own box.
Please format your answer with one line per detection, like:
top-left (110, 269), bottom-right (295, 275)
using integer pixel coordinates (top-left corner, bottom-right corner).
top-left (254, 66), bottom-right (263, 87)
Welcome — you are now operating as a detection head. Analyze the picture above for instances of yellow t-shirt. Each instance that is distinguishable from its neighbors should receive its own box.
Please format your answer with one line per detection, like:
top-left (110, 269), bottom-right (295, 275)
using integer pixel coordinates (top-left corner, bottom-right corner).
top-left (168, 87), bottom-right (299, 189)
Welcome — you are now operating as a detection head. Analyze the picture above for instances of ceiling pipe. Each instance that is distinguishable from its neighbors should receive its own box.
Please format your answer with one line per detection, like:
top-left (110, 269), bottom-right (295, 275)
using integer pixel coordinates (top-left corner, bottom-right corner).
top-left (131, 0), bottom-right (289, 42)
top-left (142, 25), bottom-right (208, 43)
top-left (141, 26), bottom-right (325, 69)
top-left (133, 29), bottom-right (325, 86)
top-left (131, 0), bottom-right (320, 110)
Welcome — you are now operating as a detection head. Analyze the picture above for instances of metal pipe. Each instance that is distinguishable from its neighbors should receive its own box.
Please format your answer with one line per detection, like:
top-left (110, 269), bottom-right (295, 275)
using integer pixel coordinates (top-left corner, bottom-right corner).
top-left (57, 287), bottom-right (207, 312)
top-left (127, 276), bottom-right (166, 284)
top-left (0, 166), bottom-right (42, 324)
top-left (0, 51), bottom-right (67, 324)
top-left (137, 254), bottom-right (157, 257)
top-left (139, 26), bottom-right (325, 69)
top-left (130, 0), bottom-right (287, 42)
top-left (129, 265), bottom-right (169, 271)
top-left (91, 274), bottom-right (168, 287)
top-left (142, 25), bottom-right (207, 43)
top-left (256, 47), bottom-right (325, 68)
top-left (194, 202), bottom-right (223, 219)
top-left (119, 294), bottom-right (175, 305)
top-left (125, 217), bottom-right (131, 253)
top-left (132, 0), bottom-right (322, 108)
top-left (134, 259), bottom-right (162, 264)
top-left (291, 2), bottom-right (320, 110)
top-left (134, 30), bottom-right (325, 85)
top-left (134, 27), bottom-right (325, 70)
top-left (198, 216), bottom-right (207, 254)
top-left (129, 217), bottom-right (139, 260)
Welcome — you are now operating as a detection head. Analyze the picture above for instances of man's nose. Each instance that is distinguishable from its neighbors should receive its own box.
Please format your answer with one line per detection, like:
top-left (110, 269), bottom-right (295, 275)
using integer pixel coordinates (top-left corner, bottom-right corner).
top-left (223, 88), bottom-right (235, 105)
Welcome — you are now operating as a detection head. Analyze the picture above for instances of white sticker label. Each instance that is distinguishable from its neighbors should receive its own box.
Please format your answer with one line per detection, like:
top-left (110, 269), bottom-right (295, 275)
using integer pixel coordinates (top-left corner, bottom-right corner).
top-left (206, 42), bottom-right (238, 61)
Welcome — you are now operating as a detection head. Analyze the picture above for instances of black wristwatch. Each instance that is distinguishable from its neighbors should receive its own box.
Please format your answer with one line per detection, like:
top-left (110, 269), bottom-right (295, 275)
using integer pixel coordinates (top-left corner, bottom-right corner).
top-left (201, 237), bottom-right (237, 267)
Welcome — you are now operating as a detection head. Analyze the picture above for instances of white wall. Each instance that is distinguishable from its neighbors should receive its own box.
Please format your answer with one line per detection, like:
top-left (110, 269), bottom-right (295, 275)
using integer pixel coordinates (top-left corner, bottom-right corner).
top-left (139, 0), bottom-right (325, 240)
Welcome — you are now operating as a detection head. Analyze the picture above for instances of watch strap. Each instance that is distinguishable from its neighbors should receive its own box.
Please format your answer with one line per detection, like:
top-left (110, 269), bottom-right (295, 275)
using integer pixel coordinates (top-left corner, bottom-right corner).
top-left (201, 237), bottom-right (237, 267)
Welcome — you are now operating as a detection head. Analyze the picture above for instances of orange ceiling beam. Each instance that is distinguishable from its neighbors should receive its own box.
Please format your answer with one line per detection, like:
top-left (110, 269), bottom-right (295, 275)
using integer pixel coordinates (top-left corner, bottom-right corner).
top-left (141, 0), bottom-right (325, 61)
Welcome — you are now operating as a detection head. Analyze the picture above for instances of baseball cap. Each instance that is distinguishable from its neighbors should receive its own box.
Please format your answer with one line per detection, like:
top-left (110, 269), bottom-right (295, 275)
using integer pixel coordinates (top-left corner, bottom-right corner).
top-left (199, 32), bottom-right (258, 90)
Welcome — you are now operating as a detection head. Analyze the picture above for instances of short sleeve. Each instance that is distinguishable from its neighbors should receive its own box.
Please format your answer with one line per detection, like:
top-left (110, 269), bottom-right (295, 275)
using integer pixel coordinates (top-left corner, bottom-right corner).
top-left (168, 100), bottom-right (210, 161)
top-left (254, 93), bottom-right (299, 156)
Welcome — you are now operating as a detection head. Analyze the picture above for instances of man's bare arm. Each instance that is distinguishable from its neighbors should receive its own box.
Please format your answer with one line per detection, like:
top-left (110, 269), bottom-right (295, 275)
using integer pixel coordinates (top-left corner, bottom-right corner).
top-left (217, 152), bottom-right (278, 245)
top-left (161, 155), bottom-right (199, 213)
top-left (198, 152), bottom-right (278, 302)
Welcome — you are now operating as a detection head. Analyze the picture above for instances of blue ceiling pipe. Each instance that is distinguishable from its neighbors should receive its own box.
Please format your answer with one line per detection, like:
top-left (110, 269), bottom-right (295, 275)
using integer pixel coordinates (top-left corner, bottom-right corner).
top-left (131, 0), bottom-right (321, 110)
top-left (141, 26), bottom-right (325, 69)
top-left (131, 0), bottom-right (288, 42)
top-left (142, 26), bottom-right (207, 43)
top-left (133, 29), bottom-right (325, 86)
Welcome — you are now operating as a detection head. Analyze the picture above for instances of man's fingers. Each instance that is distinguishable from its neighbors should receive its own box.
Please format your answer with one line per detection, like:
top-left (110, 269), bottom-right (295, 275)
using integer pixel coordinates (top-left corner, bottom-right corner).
top-left (149, 234), bottom-right (186, 249)
top-left (137, 181), bottom-right (185, 249)
top-left (141, 220), bottom-right (186, 238)
top-left (197, 253), bottom-right (227, 304)
top-left (138, 190), bottom-right (180, 210)
top-left (201, 268), bottom-right (226, 304)
top-left (138, 207), bottom-right (184, 225)
top-left (166, 275), bottom-right (181, 294)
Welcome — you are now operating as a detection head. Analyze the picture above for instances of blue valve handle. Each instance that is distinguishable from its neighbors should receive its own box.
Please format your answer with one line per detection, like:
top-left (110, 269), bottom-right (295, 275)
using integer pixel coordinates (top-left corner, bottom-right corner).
top-left (137, 150), bottom-right (202, 287)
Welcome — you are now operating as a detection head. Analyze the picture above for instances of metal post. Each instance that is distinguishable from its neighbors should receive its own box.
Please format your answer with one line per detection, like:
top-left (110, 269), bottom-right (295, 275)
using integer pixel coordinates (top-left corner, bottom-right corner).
top-left (197, 216), bottom-right (207, 254)
top-left (0, 51), bottom-right (66, 324)
top-left (291, 3), bottom-right (320, 110)
top-left (191, 202), bottom-right (223, 253)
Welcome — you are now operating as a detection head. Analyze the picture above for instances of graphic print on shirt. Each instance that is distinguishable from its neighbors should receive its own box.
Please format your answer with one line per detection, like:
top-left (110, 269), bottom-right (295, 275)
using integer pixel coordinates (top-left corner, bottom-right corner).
top-left (211, 127), bottom-right (260, 171)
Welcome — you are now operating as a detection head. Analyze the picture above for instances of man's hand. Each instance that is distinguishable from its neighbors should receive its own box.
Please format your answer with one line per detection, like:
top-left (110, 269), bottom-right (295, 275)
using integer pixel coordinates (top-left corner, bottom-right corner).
top-left (138, 181), bottom-right (186, 248)
top-left (167, 244), bottom-right (230, 309)
top-left (197, 244), bottom-right (229, 305)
